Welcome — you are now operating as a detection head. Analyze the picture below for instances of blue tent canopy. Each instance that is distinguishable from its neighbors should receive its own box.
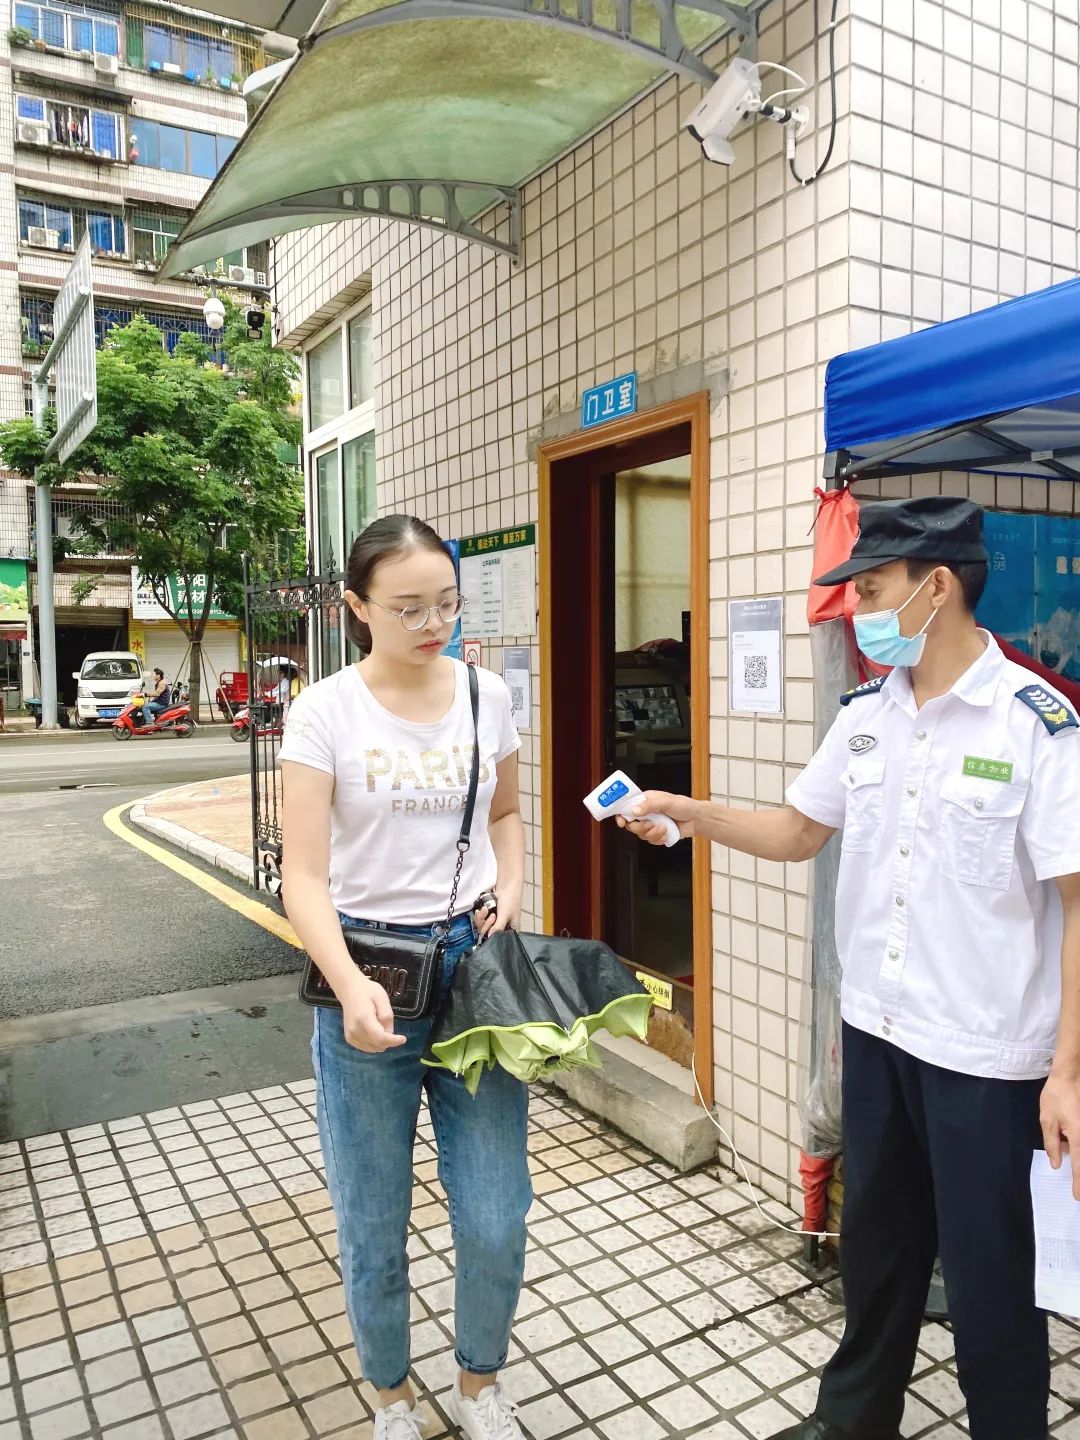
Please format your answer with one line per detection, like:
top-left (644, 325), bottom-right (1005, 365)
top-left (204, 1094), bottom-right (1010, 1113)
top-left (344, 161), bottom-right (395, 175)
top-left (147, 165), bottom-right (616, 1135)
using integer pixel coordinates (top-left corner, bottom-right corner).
top-left (824, 276), bottom-right (1080, 484)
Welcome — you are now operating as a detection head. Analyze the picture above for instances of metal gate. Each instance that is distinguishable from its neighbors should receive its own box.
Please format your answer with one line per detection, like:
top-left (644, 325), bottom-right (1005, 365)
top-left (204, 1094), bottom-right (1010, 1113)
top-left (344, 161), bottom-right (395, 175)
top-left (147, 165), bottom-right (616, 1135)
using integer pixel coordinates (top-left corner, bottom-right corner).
top-left (243, 556), bottom-right (348, 893)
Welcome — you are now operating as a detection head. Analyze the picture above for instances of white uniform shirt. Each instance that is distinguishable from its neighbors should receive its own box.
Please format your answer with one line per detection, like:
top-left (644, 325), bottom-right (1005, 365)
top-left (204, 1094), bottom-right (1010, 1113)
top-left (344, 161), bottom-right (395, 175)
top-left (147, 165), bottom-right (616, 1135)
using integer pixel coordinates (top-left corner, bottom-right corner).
top-left (787, 634), bottom-right (1080, 1080)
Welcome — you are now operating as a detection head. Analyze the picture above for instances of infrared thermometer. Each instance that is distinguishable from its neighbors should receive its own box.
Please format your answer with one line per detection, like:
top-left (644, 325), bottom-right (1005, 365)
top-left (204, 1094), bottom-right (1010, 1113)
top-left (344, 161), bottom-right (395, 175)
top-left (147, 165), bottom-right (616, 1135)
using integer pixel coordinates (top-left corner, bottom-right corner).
top-left (583, 771), bottom-right (681, 847)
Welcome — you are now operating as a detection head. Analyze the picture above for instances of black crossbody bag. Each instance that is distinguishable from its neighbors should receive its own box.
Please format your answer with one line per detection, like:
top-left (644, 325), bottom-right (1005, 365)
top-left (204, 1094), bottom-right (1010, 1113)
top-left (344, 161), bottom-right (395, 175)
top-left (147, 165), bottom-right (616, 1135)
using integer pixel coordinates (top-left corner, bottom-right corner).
top-left (298, 663), bottom-right (481, 1020)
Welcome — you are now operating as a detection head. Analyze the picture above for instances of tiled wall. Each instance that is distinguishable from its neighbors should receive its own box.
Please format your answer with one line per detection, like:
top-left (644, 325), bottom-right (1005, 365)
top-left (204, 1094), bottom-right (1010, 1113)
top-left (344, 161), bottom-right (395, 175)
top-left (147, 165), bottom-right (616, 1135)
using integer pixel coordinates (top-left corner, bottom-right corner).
top-left (275, 0), bottom-right (855, 1210)
top-left (848, 0), bottom-right (1080, 348)
top-left (1, 4), bottom-right (26, 419)
top-left (273, 0), bottom-right (1080, 1208)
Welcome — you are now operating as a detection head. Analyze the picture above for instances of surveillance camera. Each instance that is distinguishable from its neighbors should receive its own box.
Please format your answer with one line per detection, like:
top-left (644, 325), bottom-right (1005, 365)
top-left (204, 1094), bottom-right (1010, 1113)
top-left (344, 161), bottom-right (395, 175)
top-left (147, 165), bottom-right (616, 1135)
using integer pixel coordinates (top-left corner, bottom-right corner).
top-left (683, 57), bottom-right (762, 166)
top-left (202, 295), bottom-right (226, 331)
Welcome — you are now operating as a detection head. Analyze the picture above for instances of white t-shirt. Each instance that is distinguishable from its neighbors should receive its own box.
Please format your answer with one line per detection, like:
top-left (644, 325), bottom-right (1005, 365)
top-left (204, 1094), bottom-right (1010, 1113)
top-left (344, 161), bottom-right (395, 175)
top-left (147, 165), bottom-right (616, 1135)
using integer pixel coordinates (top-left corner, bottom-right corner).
top-left (278, 660), bottom-right (521, 924)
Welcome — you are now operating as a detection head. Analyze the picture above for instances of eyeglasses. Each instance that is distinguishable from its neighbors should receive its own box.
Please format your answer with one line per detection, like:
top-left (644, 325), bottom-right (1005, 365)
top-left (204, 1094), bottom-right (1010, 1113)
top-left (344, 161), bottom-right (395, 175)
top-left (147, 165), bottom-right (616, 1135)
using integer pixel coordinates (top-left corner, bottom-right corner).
top-left (365, 594), bottom-right (466, 632)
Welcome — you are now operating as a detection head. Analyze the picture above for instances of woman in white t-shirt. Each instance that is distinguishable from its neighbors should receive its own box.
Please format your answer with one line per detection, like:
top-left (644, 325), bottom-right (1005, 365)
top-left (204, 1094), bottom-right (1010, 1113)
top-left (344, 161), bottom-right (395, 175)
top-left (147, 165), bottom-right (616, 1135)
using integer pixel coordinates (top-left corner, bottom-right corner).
top-left (279, 515), bottom-right (532, 1440)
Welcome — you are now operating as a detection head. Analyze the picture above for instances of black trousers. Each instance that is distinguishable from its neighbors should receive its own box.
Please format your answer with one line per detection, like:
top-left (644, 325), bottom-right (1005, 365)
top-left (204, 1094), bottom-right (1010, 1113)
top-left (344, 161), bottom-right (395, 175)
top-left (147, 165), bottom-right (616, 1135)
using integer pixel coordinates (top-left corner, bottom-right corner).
top-left (815, 1024), bottom-right (1049, 1440)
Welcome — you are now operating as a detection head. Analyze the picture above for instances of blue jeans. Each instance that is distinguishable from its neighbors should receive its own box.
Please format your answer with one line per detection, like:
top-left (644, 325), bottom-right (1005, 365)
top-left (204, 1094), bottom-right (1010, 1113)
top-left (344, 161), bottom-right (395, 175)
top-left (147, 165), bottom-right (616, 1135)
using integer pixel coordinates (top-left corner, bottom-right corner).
top-left (313, 913), bottom-right (532, 1391)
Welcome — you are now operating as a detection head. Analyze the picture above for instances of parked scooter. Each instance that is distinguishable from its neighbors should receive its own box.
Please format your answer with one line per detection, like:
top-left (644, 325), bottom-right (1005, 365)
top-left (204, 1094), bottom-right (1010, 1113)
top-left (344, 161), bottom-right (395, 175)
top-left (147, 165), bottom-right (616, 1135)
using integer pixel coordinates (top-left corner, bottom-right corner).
top-left (113, 684), bottom-right (195, 740)
top-left (229, 702), bottom-right (284, 743)
top-left (229, 657), bottom-right (305, 742)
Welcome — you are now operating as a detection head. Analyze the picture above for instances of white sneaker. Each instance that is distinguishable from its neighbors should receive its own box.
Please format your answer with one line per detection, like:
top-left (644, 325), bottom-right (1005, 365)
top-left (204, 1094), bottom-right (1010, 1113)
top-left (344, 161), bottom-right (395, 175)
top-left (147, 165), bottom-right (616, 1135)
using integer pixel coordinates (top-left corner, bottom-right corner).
top-left (447, 1374), bottom-right (526, 1440)
top-left (374, 1399), bottom-right (427, 1440)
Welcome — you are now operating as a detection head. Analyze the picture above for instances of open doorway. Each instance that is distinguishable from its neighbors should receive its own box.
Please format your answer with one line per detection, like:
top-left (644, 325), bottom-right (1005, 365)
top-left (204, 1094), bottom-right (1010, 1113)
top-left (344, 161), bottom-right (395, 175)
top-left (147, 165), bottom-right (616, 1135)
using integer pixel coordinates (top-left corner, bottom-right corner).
top-left (539, 394), bottom-right (713, 1100)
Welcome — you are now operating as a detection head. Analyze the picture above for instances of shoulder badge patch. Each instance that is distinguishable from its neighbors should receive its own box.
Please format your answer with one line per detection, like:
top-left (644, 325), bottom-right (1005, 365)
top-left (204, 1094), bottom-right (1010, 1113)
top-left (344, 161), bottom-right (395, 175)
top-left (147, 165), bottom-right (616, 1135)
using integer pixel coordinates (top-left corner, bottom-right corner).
top-left (839, 674), bottom-right (887, 707)
top-left (1015, 684), bottom-right (1079, 735)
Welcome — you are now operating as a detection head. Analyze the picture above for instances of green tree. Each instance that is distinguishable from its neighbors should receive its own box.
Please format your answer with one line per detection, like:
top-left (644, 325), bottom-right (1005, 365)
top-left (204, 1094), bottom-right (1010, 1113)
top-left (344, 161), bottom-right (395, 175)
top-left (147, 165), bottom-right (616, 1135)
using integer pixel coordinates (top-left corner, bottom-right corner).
top-left (0, 302), bottom-right (303, 718)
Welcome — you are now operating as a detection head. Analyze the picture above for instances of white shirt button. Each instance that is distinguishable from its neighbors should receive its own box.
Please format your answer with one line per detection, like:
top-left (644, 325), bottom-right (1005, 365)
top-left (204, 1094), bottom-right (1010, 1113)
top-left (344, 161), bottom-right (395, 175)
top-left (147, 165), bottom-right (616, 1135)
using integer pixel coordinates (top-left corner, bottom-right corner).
top-left (895, 896), bottom-right (905, 907)
top-left (888, 950), bottom-right (899, 960)
top-left (882, 1025), bottom-right (892, 1036)
top-left (916, 730), bottom-right (927, 740)
top-left (907, 786), bottom-right (918, 797)
top-left (900, 846), bottom-right (910, 857)
top-left (974, 798), bottom-right (984, 811)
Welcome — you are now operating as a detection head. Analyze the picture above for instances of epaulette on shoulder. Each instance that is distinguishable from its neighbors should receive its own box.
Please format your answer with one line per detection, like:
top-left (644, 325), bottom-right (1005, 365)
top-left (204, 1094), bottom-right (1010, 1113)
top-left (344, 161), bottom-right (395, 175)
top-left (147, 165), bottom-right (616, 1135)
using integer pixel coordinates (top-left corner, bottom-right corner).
top-left (839, 674), bottom-right (887, 707)
top-left (1015, 683), bottom-right (1079, 736)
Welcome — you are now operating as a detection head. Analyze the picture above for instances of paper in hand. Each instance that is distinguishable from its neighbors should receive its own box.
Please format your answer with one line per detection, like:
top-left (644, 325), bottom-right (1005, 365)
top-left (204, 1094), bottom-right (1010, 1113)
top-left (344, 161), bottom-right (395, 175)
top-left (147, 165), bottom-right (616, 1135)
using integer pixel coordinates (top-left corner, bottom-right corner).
top-left (1030, 1149), bottom-right (1080, 1317)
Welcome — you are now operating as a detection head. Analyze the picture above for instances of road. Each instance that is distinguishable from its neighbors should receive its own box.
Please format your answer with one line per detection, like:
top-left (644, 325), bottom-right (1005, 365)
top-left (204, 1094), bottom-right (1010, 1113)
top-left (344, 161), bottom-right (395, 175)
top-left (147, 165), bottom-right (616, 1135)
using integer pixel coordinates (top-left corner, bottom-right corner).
top-left (0, 725), bottom-right (250, 795)
top-left (0, 730), bottom-right (310, 1137)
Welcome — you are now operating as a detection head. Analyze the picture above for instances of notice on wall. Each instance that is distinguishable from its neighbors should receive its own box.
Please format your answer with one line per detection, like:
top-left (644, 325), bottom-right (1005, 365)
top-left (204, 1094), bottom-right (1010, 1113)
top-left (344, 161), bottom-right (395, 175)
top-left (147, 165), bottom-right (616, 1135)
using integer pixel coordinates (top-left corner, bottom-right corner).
top-left (502, 646), bottom-right (531, 730)
top-left (459, 526), bottom-right (536, 639)
top-left (729, 596), bottom-right (784, 716)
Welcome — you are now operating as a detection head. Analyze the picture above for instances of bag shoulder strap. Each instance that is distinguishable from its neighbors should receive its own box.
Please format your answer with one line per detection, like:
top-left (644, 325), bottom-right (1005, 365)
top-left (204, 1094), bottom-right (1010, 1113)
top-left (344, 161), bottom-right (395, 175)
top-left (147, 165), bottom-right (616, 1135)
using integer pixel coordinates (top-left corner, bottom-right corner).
top-left (441, 662), bottom-right (480, 931)
top-left (458, 662), bottom-right (481, 846)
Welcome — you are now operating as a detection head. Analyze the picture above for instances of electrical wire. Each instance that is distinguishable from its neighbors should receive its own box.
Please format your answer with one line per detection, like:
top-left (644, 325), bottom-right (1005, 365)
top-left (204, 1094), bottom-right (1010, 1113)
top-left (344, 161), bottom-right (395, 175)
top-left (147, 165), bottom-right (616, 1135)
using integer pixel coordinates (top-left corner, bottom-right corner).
top-left (789, 0), bottom-right (841, 187)
top-left (692, 1055), bottom-right (840, 1241)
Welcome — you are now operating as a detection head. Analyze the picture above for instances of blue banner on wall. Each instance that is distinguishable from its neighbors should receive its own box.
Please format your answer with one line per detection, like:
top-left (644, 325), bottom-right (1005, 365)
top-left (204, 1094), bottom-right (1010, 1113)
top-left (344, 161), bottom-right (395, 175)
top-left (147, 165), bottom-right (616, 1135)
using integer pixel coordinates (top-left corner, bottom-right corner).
top-left (977, 512), bottom-right (1036, 657)
top-left (1036, 516), bottom-right (1080, 684)
top-left (445, 538), bottom-right (463, 661)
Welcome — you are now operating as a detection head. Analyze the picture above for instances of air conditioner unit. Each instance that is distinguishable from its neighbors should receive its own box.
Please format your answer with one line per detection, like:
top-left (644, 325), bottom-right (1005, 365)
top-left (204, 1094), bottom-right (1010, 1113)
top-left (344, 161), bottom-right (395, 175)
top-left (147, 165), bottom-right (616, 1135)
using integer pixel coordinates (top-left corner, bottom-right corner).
top-left (94, 53), bottom-right (119, 76)
top-left (228, 265), bottom-right (255, 285)
top-left (255, 271), bottom-right (268, 287)
top-left (27, 227), bottom-right (61, 249)
top-left (17, 121), bottom-right (49, 146)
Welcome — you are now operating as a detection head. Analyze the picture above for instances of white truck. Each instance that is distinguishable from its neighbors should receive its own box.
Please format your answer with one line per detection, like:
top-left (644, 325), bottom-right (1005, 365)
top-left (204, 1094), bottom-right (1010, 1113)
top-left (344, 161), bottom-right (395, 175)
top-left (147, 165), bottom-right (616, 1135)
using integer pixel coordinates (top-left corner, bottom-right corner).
top-left (73, 651), bottom-right (147, 729)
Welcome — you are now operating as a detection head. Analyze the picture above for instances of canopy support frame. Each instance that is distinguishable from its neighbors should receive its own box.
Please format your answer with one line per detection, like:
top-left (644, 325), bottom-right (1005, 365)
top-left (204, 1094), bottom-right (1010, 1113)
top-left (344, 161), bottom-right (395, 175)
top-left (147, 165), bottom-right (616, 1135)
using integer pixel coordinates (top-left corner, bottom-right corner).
top-left (176, 177), bottom-right (522, 261)
top-left (304, 0), bottom-right (754, 84)
top-left (826, 405), bottom-right (1080, 484)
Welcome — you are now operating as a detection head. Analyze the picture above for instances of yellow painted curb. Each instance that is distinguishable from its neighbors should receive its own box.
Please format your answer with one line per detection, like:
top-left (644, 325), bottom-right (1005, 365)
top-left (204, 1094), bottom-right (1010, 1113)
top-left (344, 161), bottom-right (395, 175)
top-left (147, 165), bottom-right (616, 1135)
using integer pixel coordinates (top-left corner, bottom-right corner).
top-left (103, 800), bottom-right (301, 950)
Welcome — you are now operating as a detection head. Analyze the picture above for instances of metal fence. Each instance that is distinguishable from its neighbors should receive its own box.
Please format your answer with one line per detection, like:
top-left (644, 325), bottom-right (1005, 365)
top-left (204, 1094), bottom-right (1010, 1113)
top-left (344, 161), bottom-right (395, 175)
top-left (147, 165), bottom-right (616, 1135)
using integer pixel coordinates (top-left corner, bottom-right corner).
top-left (243, 556), bottom-right (349, 894)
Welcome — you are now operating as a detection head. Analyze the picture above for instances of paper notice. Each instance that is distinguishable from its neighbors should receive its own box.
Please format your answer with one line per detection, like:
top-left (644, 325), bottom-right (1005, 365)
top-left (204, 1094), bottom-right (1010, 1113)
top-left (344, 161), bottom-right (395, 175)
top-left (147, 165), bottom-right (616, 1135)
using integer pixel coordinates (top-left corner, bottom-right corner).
top-left (502, 647), bottom-right (531, 729)
top-left (501, 545), bottom-right (535, 635)
top-left (1031, 1150), bottom-right (1080, 1316)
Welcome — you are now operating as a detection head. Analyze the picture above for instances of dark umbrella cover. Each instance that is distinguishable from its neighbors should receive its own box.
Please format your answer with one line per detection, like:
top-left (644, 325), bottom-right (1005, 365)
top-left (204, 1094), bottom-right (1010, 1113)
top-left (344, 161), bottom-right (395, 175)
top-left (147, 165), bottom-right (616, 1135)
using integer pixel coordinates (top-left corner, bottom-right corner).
top-left (422, 931), bottom-right (654, 1094)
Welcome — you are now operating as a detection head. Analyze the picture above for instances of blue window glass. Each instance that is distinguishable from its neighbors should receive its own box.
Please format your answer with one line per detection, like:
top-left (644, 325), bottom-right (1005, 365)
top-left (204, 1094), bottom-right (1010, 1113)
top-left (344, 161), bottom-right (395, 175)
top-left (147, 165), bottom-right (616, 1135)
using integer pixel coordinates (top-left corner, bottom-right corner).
top-left (209, 40), bottom-right (233, 81)
top-left (45, 205), bottom-right (73, 248)
top-left (113, 215), bottom-right (125, 254)
top-left (158, 125), bottom-right (185, 172)
top-left (93, 18), bottom-right (119, 55)
top-left (184, 35), bottom-right (208, 75)
top-left (129, 117), bottom-right (157, 168)
top-left (216, 134), bottom-right (237, 169)
top-left (17, 96), bottom-right (45, 121)
top-left (70, 16), bottom-right (92, 50)
top-left (91, 111), bottom-right (118, 158)
top-left (94, 305), bottom-right (131, 348)
top-left (145, 25), bottom-right (176, 67)
top-left (18, 200), bottom-right (44, 240)
top-left (88, 212), bottom-right (120, 253)
top-left (14, 4), bottom-right (40, 37)
top-left (188, 129), bottom-right (216, 179)
top-left (40, 7), bottom-right (64, 46)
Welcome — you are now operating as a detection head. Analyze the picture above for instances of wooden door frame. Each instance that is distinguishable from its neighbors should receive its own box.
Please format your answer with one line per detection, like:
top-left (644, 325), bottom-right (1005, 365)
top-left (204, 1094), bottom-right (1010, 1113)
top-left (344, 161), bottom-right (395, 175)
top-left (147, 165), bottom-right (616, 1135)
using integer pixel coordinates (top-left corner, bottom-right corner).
top-left (537, 392), bottom-right (714, 1108)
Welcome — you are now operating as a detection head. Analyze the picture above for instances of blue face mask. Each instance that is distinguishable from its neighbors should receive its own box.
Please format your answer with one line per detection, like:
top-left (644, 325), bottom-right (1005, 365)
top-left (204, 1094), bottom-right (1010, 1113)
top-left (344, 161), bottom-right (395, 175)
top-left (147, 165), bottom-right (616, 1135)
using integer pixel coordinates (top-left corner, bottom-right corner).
top-left (853, 571), bottom-right (938, 668)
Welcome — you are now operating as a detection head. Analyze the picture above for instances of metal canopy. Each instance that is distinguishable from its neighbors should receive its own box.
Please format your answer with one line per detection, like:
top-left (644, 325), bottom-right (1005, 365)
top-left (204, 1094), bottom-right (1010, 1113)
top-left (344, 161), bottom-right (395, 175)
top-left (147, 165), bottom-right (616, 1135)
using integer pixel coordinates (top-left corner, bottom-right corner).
top-left (824, 277), bottom-right (1080, 487)
top-left (160, 0), bottom-right (766, 274)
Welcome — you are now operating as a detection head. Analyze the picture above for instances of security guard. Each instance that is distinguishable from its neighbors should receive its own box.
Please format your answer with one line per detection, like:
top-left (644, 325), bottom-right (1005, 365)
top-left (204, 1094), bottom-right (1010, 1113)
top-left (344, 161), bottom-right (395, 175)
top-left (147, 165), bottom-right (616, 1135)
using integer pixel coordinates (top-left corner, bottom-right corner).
top-left (622, 496), bottom-right (1080, 1440)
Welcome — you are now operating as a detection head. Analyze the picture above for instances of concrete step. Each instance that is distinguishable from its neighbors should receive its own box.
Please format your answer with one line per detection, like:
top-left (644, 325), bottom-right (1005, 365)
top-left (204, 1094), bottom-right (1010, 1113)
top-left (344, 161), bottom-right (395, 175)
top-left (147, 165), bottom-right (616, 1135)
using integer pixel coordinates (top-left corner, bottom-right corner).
top-left (549, 1032), bottom-right (718, 1173)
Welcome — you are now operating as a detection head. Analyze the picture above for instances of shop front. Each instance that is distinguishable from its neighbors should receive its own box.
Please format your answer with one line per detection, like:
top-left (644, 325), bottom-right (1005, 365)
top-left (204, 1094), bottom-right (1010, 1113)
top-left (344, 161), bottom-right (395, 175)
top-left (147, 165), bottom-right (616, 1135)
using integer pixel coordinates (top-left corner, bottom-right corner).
top-left (0, 559), bottom-right (30, 719)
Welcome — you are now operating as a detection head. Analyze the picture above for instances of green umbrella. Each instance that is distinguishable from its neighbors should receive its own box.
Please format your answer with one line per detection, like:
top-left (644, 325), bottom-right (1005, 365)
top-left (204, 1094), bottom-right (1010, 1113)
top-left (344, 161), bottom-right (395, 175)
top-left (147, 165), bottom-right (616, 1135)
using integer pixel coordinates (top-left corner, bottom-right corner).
top-left (422, 931), bottom-right (655, 1095)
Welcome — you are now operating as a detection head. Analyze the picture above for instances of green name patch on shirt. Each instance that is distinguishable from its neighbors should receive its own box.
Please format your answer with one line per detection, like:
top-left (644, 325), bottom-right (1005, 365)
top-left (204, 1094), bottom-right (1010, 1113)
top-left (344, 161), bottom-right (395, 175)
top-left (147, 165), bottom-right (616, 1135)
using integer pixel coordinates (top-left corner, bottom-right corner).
top-left (963, 755), bottom-right (1014, 783)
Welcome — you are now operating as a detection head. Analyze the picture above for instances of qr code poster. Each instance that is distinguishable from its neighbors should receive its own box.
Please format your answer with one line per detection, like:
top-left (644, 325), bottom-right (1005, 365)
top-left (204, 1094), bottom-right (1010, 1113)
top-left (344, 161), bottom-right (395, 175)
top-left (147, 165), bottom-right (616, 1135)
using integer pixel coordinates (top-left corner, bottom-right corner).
top-left (729, 598), bottom-right (784, 716)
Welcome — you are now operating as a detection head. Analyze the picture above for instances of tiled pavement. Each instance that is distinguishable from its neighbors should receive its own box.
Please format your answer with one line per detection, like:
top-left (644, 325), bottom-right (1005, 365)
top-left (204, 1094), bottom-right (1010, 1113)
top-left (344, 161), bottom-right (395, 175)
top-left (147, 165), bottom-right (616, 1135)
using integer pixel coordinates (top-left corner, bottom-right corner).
top-left (2, 1082), bottom-right (1080, 1440)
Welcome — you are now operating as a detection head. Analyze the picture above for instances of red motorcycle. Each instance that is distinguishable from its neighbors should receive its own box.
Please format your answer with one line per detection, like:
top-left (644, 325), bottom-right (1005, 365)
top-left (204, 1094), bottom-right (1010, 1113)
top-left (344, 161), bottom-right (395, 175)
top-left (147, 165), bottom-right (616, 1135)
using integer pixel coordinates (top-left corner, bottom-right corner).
top-left (113, 687), bottom-right (195, 740)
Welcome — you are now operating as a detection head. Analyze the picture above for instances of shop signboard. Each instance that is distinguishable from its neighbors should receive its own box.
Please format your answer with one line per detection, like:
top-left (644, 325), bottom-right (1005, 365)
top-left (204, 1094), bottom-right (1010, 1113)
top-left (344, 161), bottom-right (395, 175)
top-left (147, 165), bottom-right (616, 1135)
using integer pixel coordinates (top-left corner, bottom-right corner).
top-left (131, 569), bottom-right (234, 622)
top-left (0, 560), bottom-right (29, 623)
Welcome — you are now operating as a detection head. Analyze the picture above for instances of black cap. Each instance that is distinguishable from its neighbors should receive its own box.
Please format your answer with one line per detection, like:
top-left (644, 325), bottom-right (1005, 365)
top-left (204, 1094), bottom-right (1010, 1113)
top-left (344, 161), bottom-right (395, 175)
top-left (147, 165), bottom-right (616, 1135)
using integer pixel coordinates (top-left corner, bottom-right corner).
top-left (813, 496), bottom-right (988, 587)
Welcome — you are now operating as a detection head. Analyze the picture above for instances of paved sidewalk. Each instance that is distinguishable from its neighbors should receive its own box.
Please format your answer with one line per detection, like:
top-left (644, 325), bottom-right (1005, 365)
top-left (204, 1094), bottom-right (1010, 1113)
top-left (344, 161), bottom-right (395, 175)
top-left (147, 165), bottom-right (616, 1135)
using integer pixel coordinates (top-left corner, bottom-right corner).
top-left (132, 776), bottom-right (254, 884)
top-left (5, 1081), bottom-right (1079, 1440)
